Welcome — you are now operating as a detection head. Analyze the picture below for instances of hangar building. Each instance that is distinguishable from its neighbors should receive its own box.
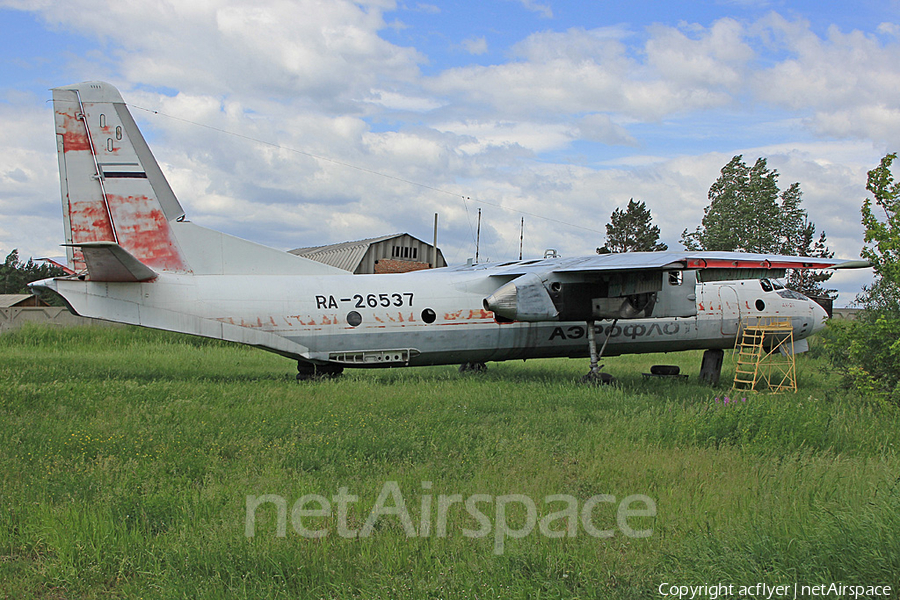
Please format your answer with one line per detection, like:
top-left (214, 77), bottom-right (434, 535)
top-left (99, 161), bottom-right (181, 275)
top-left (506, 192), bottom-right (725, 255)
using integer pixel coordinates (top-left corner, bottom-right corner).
top-left (289, 233), bottom-right (447, 274)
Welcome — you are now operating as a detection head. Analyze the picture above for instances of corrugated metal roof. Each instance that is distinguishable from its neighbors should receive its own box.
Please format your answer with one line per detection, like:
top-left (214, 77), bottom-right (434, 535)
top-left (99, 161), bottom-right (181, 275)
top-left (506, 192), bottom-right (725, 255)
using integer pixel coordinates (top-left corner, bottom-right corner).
top-left (291, 233), bottom-right (402, 256)
top-left (289, 234), bottom-right (416, 272)
top-left (0, 294), bottom-right (36, 308)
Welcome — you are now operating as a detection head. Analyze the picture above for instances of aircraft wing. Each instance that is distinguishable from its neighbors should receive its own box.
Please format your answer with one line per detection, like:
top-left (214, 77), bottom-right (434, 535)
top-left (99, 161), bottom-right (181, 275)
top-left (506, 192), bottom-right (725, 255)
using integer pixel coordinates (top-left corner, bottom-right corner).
top-left (477, 251), bottom-right (869, 323)
top-left (459, 251), bottom-right (867, 278)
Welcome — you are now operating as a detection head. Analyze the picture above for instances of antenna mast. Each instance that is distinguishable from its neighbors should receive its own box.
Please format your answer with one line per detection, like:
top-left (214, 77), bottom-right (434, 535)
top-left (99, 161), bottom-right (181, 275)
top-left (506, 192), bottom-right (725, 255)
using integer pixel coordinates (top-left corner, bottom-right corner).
top-left (432, 212), bottom-right (438, 268)
top-left (475, 208), bottom-right (482, 263)
top-left (519, 217), bottom-right (524, 260)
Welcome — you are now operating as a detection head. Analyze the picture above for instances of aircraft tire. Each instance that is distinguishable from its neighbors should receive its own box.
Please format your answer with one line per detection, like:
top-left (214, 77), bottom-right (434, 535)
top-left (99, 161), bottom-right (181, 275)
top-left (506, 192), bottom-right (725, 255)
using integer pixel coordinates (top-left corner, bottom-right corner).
top-left (580, 371), bottom-right (615, 385)
top-left (650, 365), bottom-right (680, 376)
top-left (296, 362), bottom-right (344, 381)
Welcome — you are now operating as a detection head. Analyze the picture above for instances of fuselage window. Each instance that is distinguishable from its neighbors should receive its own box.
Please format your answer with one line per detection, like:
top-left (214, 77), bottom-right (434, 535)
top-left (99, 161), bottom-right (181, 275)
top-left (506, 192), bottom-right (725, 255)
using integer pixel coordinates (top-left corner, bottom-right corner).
top-left (669, 272), bottom-right (683, 286)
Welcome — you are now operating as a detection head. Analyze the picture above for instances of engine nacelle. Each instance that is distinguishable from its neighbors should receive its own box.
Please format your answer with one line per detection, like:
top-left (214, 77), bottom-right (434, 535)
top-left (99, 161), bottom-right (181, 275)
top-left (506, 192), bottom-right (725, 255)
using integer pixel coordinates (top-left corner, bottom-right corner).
top-left (483, 273), bottom-right (559, 322)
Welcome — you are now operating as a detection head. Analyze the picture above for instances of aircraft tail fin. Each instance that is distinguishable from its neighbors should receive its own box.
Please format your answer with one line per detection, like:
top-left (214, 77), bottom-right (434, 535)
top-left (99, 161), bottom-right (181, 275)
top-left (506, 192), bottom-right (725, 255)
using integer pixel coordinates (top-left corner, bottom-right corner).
top-left (52, 81), bottom-right (344, 278)
top-left (53, 82), bottom-right (188, 274)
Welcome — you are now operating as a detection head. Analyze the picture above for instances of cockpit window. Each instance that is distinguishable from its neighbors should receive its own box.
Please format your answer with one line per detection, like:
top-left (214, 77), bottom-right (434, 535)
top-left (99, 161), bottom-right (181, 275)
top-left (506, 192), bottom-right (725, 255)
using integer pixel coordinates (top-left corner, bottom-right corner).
top-left (760, 279), bottom-right (773, 292)
top-left (772, 279), bottom-right (785, 290)
top-left (777, 289), bottom-right (808, 300)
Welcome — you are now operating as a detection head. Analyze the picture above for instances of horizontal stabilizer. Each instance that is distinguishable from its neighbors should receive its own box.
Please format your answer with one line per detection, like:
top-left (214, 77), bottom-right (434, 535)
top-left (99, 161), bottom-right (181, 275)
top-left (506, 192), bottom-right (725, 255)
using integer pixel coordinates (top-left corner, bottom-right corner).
top-left (64, 241), bottom-right (157, 282)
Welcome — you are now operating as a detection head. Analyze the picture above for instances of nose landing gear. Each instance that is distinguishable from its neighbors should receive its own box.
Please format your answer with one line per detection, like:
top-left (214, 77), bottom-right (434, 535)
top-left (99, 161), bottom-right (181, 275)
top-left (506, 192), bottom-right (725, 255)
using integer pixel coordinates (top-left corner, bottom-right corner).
top-left (580, 319), bottom-right (617, 385)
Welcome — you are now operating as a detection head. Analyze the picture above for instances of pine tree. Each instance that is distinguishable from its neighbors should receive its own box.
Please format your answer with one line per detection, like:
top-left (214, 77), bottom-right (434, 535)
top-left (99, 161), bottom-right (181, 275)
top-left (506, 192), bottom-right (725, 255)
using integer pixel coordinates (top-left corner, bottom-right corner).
top-left (597, 199), bottom-right (668, 254)
top-left (785, 226), bottom-right (837, 298)
top-left (682, 156), bottom-right (781, 252)
top-left (1, 249), bottom-right (68, 296)
top-left (681, 155), bottom-right (834, 297)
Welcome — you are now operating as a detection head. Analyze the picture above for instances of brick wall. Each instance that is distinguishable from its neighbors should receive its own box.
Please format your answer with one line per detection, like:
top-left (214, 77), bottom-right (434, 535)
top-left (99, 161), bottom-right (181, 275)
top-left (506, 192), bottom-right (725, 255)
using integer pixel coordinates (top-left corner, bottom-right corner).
top-left (374, 259), bottom-right (431, 274)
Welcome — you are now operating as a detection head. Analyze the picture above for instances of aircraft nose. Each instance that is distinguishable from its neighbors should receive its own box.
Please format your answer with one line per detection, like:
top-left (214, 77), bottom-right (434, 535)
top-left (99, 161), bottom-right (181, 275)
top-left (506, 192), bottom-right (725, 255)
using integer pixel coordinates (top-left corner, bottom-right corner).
top-left (811, 300), bottom-right (829, 333)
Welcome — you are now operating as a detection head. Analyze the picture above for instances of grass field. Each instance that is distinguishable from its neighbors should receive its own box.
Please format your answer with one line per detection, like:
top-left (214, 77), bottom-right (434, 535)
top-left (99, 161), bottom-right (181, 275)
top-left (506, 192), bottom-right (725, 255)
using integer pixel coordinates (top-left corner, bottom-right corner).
top-left (1, 324), bottom-right (899, 599)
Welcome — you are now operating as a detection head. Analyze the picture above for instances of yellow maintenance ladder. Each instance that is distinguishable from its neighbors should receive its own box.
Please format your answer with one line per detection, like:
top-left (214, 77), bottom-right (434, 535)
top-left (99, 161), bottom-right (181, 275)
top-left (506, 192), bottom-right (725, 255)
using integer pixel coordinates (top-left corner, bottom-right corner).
top-left (732, 317), bottom-right (797, 393)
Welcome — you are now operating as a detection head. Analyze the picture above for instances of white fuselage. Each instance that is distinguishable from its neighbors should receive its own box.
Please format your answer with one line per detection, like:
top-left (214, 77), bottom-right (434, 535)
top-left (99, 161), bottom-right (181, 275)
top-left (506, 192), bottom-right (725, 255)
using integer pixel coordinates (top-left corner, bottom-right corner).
top-left (47, 267), bottom-right (827, 368)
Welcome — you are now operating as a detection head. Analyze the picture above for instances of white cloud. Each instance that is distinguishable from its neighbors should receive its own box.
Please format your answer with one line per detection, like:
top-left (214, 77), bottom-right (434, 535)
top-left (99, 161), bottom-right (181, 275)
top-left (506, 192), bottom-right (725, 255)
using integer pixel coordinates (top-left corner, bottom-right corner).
top-left (460, 36), bottom-right (488, 55)
top-left (366, 89), bottom-right (445, 111)
top-left (412, 3), bottom-right (440, 14)
top-left (752, 13), bottom-right (900, 143)
top-left (433, 119), bottom-right (570, 154)
top-left (574, 114), bottom-right (637, 146)
top-left (0, 98), bottom-right (65, 259)
top-left (0, 3), bottom-right (894, 302)
top-left (14, 0), bottom-right (423, 108)
top-left (428, 24), bottom-right (750, 122)
top-left (515, 0), bottom-right (552, 19)
top-left (877, 22), bottom-right (900, 37)
top-left (646, 18), bottom-right (754, 92)
top-left (809, 105), bottom-right (900, 143)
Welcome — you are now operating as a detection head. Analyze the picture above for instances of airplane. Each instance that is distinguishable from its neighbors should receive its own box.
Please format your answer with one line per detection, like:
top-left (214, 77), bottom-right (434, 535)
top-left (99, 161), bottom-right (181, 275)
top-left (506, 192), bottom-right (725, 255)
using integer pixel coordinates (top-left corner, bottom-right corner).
top-left (31, 81), bottom-right (868, 384)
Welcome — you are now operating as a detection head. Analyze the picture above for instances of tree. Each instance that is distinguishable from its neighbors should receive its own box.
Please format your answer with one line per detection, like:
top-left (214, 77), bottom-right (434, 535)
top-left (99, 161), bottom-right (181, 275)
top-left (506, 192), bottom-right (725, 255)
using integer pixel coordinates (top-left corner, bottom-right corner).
top-left (823, 153), bottom-right (900, 404)
top-left (785, 224), bottom-right (837, 298)
top-left (681, 155), bottom-right (835, 297)
top-left (596, 199), bottom-right (668, 254)
top-left (861, 153), bottom-right (900, 287)
top-left (1, 249), bottom-right (68, 296)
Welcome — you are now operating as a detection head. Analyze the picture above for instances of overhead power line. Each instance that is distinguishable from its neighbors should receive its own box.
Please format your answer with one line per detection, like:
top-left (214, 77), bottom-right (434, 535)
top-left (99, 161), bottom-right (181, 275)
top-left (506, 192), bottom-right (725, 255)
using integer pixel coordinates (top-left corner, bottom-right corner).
top-left (129, 103), bottom-right (604, 236)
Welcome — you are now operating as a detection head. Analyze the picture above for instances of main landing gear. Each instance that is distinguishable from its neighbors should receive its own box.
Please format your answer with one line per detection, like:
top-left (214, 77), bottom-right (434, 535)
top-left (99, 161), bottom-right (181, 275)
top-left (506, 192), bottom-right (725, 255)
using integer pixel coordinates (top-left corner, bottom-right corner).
top-left (699, 349), bottom-right (724, 385)
top-left (581, 319), bottom-right (617, 385)
top-left (296, 361), bottom-right (344, 381)
top-left (459, 361), bottom-right (488, 373)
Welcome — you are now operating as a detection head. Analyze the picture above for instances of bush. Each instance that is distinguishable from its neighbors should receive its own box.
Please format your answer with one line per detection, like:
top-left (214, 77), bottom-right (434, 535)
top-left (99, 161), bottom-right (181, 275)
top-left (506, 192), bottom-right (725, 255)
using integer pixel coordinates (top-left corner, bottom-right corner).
top-left (823, 153), bottom-right (900, 405)
top-left (822, 315), bottom-right (900, 404)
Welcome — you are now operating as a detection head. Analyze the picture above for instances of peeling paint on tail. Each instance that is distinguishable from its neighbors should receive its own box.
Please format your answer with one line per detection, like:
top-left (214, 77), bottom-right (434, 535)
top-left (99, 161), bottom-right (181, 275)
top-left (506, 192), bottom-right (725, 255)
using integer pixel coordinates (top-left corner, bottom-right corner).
top-left (53, 82), bottom-right (189, 274)
top-left (106, 195), bottom-right (187, 271)
top-left (67, 198), bottom-right (116, 271)
top-left (58, 108), bottom-right (92, 152)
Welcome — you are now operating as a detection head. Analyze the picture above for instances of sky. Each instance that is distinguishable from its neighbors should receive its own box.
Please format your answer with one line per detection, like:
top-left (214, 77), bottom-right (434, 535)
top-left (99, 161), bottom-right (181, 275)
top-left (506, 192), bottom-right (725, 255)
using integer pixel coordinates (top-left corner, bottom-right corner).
top-left (2, 0), bottom-right (899, 305)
